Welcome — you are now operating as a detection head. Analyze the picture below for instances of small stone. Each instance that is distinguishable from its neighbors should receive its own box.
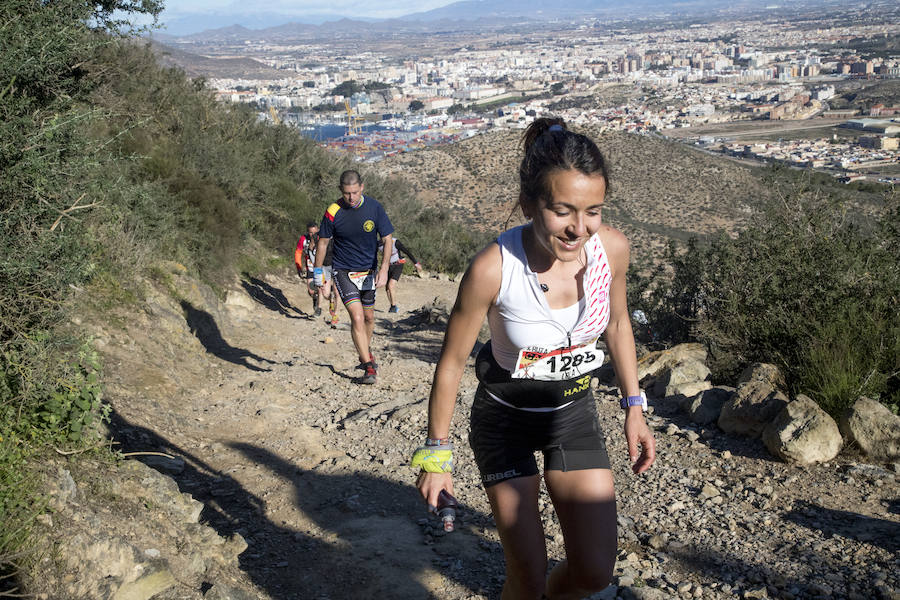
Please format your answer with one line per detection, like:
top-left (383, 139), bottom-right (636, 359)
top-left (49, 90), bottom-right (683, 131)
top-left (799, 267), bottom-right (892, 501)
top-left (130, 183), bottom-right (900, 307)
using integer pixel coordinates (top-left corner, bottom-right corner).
top-left (807, 582), bottom-right (832, 596)
top-left (323, 337), bottom-right (335, 344)
top-left (685, 430), bottom-right (700, 442)
top-left (339, 495), bottom-right (361, 512)
top-left (700, 484), bottom-right (720, 499)
top-left (648, 535), bottom-right (668, 550)
top-left (743, 584), bottom-right (769, 599)
top-left (667, 500), bottom-right (685, 514)
top-left (677, 581), bottom-right (692, 593)
top-left (722, 450), bottom-right (732, 459)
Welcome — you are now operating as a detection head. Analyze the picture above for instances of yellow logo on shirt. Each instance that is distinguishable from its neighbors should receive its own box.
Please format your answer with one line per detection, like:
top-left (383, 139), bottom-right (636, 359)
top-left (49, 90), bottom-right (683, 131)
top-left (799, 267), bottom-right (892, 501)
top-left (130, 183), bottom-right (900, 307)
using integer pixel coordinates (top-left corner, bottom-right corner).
top-left (363, 220), bottom-right (375, 232)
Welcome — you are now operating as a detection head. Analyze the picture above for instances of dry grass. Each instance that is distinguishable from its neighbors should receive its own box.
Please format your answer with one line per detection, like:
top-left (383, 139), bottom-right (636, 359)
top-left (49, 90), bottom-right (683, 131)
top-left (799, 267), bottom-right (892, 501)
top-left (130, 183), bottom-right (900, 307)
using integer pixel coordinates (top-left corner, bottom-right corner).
top-left (380, 128), bottom-right (773, 266)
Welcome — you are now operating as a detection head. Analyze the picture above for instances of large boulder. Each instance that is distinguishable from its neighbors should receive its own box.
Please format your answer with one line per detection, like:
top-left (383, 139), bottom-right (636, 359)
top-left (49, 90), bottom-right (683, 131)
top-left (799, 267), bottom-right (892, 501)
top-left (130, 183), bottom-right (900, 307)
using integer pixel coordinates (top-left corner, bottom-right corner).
top-left (736, 362), bottom-right (785, 388)
top-left (634, 343), bottom-right (710, 398)
top-left (683, 386), bottom-right (735, 425)
top-left (660, 379), bottom-right (712, 400)
top-left (840, 397), bottom-right (900, 461)
top-left (763, 395), bottom-right (843, 464)
top-left (718, 365), bottom-right (789, 438)
top-left (636, 343), bottom-right (708, 384)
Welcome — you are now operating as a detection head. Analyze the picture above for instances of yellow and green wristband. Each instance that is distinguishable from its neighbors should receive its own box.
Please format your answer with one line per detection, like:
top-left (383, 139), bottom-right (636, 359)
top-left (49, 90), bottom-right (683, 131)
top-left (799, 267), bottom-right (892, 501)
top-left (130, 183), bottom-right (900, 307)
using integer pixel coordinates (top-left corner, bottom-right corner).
top-left (410, 440), bottom-right (453, 473)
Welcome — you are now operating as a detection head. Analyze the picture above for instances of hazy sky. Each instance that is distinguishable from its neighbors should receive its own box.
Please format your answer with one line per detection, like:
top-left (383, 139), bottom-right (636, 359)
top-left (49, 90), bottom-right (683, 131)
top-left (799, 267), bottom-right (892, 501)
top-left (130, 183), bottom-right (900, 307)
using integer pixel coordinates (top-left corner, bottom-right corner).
top-left (160, 0), bottom-right (456, 23)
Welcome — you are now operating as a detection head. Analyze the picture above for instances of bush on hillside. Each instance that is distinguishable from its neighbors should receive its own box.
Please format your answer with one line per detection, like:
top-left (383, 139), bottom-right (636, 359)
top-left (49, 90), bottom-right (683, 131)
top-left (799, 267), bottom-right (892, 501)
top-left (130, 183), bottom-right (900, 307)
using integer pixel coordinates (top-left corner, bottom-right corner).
top-left (90, 41), bottom-right (487, 283)
top-left (630, 176), bottom-right (899, 418)
top-left (0, 0), bottom-right (162, 583)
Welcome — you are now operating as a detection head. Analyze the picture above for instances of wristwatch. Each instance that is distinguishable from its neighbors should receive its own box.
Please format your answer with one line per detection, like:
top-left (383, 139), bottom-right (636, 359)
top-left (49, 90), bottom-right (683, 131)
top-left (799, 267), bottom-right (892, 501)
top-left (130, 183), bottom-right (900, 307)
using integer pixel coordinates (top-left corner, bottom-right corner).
top-left (620, 391), bottom-right (648, 411)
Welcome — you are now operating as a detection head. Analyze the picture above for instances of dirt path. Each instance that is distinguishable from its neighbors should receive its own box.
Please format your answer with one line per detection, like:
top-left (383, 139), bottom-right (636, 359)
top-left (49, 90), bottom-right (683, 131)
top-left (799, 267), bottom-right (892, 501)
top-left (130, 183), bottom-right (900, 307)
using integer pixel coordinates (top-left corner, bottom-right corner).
top-left (95, 268), bottom-right (900, 600)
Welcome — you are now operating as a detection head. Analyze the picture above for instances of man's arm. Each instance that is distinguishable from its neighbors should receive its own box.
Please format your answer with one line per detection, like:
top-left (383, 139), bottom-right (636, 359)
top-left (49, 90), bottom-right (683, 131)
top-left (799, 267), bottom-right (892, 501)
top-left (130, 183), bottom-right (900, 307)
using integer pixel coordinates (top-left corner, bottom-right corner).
top-left (314, 236), bottom-right (330, 270)
top-left (375, 234), bottom-right (393, 288)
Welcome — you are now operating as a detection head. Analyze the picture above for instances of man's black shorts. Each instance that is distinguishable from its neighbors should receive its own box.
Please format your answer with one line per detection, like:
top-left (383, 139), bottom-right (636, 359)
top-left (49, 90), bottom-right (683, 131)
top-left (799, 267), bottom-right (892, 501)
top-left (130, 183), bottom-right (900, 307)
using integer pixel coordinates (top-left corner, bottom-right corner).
top-left (387, 263), bottom-right (404, 282)
top-left (333, 269), bottom-right (376, 308)
top-left (468, 385), bottom-right (611, 488)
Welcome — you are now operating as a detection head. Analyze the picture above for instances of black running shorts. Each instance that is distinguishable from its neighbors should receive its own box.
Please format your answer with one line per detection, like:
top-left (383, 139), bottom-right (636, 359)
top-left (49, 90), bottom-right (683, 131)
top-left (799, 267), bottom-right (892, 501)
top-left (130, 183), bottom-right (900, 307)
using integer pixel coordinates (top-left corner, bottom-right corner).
top-left (387, 263), bottom-right (404, 282)
top-left (333, 269), bottom-right (376, 308)
top-left (468, 385), bottom-right (611, 488)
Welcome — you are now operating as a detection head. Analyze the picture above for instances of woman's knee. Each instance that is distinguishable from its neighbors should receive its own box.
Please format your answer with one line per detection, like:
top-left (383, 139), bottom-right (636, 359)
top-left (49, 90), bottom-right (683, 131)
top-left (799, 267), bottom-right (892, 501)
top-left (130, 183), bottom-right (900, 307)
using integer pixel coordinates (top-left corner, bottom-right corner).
top-left (566, 555), bottom-right (614, 592)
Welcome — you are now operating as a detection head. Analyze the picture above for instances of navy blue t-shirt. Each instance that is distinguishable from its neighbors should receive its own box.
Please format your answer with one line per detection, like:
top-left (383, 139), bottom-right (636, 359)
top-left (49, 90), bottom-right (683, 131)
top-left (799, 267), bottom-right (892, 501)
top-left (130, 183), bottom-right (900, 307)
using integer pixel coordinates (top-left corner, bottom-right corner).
top-left (319, 196), bottom-right (394, 271)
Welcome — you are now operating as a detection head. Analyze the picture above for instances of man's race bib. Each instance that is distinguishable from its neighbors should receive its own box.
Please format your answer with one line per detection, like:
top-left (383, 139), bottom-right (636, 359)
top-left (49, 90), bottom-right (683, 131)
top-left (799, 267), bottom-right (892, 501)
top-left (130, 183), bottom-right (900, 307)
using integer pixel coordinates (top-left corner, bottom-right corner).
top-left (348, 270), bottom-right (375, 292)
top-left (512, 338), bottom-right (604, 381)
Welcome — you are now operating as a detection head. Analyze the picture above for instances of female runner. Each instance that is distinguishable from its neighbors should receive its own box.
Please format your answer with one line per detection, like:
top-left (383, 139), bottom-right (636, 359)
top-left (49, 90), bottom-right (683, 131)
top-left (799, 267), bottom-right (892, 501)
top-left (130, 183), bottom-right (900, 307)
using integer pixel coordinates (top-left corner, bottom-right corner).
top-left (415, 117), bottom-right (656, 599)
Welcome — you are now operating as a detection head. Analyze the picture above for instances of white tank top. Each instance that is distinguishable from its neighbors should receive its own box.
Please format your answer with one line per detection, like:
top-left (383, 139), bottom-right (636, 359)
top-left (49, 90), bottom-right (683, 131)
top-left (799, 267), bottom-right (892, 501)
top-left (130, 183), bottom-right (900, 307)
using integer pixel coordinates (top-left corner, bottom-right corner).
top-left (488, 225), bottom-right (612, 372)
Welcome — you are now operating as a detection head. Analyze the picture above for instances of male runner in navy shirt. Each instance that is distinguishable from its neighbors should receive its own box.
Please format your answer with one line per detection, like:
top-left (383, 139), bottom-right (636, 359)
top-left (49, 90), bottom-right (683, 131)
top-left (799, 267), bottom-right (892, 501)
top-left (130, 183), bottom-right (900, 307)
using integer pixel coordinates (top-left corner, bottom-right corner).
top-left (314, 170), bottom-right (394, 384)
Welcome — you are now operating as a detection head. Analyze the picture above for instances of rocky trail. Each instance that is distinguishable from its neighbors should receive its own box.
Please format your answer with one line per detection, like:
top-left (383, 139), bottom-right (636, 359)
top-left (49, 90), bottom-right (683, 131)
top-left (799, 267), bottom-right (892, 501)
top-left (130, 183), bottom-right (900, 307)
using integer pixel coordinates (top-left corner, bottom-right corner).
top-left (31, 265), bottom-right (899, 600)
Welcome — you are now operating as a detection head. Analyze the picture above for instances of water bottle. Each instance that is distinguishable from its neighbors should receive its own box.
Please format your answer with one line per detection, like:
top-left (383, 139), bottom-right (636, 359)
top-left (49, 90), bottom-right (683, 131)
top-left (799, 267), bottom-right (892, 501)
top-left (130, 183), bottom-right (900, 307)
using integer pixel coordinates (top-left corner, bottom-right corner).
top-left (436, 489), bottom-right (459, 532)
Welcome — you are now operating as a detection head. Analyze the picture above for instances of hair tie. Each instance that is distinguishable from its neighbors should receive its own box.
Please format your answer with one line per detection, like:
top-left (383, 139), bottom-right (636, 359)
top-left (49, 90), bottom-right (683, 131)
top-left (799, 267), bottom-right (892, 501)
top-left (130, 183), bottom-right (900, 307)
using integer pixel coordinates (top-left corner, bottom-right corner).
top-left (548, 124), bottom-right (564, 132)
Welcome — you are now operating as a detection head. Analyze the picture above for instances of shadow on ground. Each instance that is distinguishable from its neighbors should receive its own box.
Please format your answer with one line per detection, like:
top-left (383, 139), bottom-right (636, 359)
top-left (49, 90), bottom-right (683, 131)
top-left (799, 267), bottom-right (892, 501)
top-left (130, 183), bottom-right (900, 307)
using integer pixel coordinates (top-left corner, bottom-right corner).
top-left (668, 499), bottom-right (897, 598)
top-left (241, 276), bottom-right (305, 319)
top-left (783, 499), bottom-right (899, 553)
top-left (181, 300), bottom-right (275, 372)
top-left (107, 410), bottom-right (503, 599)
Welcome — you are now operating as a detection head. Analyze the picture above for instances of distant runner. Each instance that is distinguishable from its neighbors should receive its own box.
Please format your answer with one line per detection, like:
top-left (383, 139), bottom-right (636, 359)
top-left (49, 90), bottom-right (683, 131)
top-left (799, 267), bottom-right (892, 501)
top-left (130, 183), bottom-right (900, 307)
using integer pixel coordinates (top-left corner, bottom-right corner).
top-left (379, 237), bottom-right (423, 313)
top-left (315, 170), bottom-right (394, 384)
top-left (296, 222), bottom-right (338, 326)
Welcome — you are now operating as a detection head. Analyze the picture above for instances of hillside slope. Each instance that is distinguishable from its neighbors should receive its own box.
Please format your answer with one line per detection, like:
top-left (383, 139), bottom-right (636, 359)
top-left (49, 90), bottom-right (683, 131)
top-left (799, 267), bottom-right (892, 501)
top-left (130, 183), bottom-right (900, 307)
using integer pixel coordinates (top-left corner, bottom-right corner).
top-left (380, 129), bottom-right (771, 265)
top-left (24, 268), bottom-right (899, 599)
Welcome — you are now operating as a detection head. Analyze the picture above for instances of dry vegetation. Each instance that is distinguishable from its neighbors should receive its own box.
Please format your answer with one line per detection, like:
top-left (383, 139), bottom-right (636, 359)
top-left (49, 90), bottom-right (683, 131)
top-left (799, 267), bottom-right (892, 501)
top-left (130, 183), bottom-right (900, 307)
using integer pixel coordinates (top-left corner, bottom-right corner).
top-left (380, 128), bottom-right (773, 266)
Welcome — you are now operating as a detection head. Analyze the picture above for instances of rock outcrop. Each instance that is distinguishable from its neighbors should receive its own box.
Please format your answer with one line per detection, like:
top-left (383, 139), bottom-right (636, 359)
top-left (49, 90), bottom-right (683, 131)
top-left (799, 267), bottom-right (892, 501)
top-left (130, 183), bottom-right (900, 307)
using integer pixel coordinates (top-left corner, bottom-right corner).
top-left (682, 386), bottom-right (734, 425)
top-left (718, 363), bottom-right (789, 438)
top-left (840, 396), bottom-right (900, 461)
top-left (33, 459), bottom-right (249, 600)
top-left (762, 394), bottom-right (843, 464)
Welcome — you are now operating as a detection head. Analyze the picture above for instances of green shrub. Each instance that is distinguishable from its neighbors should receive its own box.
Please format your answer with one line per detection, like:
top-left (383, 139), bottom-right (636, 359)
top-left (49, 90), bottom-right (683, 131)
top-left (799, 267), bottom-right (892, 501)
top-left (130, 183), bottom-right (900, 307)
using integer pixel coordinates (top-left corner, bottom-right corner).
top-left (632, 174), bottom-right (899, 417)
top-left (627, 238), bottom-right (705, 346)
top-left (1, 0), bottom-right (161, 585)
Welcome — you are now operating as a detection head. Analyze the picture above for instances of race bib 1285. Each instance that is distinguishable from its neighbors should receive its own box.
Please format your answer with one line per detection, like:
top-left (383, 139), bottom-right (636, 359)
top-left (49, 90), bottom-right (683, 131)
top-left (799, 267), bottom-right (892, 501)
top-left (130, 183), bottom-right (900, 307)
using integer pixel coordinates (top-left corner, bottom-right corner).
top-left (512, 338), bottom-right (604, 381)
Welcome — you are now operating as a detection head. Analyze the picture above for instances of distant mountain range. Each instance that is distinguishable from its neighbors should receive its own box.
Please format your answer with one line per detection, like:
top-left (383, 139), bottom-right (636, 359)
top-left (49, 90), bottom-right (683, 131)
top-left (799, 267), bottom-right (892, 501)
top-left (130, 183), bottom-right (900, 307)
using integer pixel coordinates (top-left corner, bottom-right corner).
top-left (154, 0), bottom-right (841, 40)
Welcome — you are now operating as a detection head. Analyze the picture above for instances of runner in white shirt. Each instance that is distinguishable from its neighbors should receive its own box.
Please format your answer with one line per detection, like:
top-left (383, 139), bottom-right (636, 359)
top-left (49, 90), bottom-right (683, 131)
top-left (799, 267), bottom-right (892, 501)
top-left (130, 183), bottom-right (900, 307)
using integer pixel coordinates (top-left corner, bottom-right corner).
top-left (414, 117), bottom-right (655, 600)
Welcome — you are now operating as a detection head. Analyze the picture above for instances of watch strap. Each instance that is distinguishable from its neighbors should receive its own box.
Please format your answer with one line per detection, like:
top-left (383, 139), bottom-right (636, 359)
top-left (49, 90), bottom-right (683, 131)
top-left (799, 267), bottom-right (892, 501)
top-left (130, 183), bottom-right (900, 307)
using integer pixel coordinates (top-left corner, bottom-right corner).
top-left (620, 392), bottom-right (647, 411)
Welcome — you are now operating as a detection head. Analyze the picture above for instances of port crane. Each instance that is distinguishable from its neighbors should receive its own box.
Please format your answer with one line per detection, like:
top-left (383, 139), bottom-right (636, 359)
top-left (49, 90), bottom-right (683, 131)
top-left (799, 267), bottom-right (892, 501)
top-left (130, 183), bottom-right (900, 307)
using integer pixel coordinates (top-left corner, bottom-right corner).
top-left (268, 105), bottom-right (281, 125)
top-left (344, 100), bottom-right (363, 136)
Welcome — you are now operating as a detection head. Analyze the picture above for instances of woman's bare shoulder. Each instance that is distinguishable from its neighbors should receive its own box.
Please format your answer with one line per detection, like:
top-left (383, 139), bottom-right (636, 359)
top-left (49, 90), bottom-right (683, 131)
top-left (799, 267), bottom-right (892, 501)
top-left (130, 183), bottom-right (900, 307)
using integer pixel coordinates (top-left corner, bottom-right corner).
top-left (598, 225), bottom-right (630, 261)
top-left (459, 240), bottom-right (502, 303)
